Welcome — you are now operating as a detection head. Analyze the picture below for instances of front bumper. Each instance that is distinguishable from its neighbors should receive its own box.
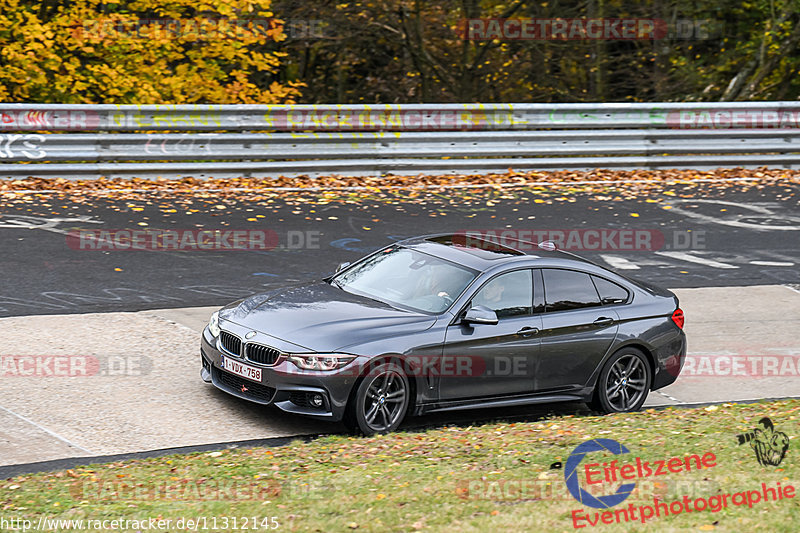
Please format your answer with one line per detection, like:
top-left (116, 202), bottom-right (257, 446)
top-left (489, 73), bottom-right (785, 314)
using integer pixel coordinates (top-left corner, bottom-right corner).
top-left (200, 326), bottom-right (359, 422)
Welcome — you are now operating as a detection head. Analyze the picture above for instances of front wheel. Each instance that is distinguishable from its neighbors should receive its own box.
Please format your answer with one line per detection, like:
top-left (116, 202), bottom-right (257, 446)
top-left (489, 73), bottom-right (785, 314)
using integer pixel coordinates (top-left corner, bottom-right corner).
top-left (344, 362), bottom-right (410, 435)
top-left (589, 348), bottom-right (652, 413)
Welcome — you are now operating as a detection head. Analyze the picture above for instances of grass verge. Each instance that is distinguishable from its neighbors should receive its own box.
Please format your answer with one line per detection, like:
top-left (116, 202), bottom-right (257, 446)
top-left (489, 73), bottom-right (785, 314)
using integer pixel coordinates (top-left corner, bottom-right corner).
top-left (1, 400), bottom-right (798, 532)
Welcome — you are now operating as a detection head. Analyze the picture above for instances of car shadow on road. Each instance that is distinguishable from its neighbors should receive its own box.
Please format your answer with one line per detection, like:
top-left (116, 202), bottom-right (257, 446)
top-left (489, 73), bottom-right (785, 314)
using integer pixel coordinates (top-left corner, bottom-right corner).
top-left (399, 401), bottom-right (595, 433)
top-left (208, 384), bottom-right (596, 438)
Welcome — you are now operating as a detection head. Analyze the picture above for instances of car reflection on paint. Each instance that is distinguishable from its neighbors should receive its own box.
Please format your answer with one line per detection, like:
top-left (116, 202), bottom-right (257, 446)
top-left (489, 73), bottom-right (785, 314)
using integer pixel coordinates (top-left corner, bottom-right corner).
top-left (200, 233), bottom-right (686, 435)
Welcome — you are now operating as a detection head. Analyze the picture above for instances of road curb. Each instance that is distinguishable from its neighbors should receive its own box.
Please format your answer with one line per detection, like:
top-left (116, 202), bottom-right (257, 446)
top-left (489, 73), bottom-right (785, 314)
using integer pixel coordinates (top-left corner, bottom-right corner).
top-left (0, 434), bottom-right (319, 479)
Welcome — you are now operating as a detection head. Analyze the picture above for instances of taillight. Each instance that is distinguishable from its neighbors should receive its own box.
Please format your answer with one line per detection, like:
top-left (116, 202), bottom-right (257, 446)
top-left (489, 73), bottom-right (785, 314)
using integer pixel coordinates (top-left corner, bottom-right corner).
top-left (671, 308), bottom-right (684, 329)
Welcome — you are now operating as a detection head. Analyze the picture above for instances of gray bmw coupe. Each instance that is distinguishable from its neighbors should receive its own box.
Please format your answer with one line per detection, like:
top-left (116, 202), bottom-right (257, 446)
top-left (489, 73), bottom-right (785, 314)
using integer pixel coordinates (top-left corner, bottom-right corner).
top-left (200, 233), bottom-right (686, 435)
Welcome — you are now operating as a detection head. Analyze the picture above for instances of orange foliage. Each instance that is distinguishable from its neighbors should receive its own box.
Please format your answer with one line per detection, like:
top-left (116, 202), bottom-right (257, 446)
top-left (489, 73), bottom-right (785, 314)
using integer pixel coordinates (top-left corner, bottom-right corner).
top-left (0, 0), bottom-right (303, 103)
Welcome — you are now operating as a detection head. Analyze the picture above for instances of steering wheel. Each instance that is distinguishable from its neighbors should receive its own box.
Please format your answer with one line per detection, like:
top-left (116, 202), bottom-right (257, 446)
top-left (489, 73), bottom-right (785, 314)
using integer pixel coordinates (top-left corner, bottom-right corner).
top-left (437, 291), bottom-right (453, 305)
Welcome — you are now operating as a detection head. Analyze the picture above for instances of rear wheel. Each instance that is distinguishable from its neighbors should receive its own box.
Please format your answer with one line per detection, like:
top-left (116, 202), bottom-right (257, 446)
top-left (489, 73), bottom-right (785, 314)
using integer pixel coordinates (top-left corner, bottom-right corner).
top-left (344, 362), bottom-right (410, 435)
top-left (589, 348), bottom-right (651, 413)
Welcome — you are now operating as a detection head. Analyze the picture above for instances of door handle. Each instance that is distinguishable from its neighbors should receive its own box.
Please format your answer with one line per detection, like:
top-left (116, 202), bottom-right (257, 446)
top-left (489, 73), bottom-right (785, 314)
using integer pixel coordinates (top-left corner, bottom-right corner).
top-left (593, 317), bottom-right (615, 326)
top-left (517, 326), bottom-right (539, 337)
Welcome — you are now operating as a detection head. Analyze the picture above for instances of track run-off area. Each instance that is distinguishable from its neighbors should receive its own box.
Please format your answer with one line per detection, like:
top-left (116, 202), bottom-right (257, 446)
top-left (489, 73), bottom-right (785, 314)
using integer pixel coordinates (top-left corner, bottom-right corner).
top-left (1, 169), bottom-right (799, 472)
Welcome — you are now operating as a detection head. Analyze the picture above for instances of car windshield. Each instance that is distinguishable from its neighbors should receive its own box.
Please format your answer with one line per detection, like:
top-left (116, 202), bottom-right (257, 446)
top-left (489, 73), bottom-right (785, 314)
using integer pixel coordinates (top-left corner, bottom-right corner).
top-left (331, 246), bottom-right (478, 313)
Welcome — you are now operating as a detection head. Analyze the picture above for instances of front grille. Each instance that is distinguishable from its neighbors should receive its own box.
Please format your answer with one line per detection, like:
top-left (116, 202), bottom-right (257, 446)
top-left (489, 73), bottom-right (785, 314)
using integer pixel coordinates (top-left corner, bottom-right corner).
top-left (219, 331), bottom-right (241, 356)
top-left (216, 368), bottom-right (275, 403)
top-left (246, 343), bottom-right (281, 366)
top-left (290, 392), bottom-right (312, 408)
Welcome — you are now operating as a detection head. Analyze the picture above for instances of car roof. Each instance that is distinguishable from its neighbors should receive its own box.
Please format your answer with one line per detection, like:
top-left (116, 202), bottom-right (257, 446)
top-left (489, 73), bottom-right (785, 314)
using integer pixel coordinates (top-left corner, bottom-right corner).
top-left (396, 233), bottom-right (597, 272)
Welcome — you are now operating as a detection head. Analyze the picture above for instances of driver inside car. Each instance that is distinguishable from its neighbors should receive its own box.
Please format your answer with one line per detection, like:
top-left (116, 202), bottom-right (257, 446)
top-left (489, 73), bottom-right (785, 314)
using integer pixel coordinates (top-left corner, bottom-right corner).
top-left (473, 276), bottom-right (508, 309)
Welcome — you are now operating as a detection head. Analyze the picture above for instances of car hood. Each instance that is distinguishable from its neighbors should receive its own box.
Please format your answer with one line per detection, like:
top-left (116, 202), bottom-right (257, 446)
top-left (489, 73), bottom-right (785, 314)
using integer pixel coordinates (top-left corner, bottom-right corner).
top-left (219, 281), bottom-right (437, 352)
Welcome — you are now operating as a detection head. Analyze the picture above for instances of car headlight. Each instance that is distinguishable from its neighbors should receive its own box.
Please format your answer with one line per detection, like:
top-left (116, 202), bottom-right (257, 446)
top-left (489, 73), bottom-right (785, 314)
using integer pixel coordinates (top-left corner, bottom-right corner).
top-left (208, 311), bottom-right (221, 337)
top-left (287, 353), bottom-right (356, 371)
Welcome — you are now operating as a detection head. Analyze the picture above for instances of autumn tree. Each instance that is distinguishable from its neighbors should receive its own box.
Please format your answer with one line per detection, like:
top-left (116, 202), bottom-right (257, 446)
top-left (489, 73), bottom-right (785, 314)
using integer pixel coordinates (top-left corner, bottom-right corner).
top-left (3, 0), bottom-right (798, 104)
top-left (272, 0), bottom-right (800, 103)
top-left (0, 0), bottom-right (302, 103)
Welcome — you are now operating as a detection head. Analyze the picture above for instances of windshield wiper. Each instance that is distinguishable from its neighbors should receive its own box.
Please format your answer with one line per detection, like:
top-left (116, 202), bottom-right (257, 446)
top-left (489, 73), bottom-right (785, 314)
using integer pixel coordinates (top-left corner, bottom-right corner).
top-left (329, 278), bottom-right (344, 290)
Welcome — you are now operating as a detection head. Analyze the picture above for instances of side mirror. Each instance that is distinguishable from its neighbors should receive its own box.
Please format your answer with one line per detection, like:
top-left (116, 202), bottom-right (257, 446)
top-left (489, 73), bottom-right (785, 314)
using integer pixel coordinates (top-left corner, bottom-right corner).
top-left (463, 305), bottom-right (498, 325)
top-left (335, 261), bottom-right (351, 273)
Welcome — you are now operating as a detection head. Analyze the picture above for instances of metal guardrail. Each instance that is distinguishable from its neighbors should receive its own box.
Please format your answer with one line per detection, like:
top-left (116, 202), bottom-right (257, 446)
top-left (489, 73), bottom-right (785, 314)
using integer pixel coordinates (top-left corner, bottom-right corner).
top-left (2, 103), bottom-right (800, 178)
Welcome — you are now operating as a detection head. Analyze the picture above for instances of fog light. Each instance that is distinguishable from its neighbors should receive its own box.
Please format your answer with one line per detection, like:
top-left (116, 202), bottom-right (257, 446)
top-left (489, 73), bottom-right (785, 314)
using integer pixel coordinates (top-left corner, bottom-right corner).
top-left (310, 394), bottom-right (324, 408)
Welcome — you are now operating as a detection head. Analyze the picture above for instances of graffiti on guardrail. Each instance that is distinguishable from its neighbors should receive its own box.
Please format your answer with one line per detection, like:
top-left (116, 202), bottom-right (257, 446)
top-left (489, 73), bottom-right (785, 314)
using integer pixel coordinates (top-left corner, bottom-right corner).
top-left (2, 104), bottom-right (800, 132)
top-left (0, 134), bottom-right (46, 159)
top-left (1, 103), bottom-right (800, 174)
top-left (143, 134), bottom-right (214, 156)
top-left (109, 110), bottom-right (225, 129)
top-left (107, 106), bottom-right (525, 131)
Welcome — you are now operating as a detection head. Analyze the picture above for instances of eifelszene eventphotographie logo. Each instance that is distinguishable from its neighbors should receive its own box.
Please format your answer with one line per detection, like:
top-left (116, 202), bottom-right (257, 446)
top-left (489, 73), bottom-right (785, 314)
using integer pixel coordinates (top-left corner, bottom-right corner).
top-left (736, 417), bottom-right (790, 466)
top-left (563, 437), bottom-right (795, 528)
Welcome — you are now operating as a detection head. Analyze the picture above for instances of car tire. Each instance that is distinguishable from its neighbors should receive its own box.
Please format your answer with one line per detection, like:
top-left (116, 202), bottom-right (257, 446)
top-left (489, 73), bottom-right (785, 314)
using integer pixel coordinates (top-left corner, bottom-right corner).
top-left (344, 362), bottom-right (410, 435)
top-left (589, 347), bottom-right (652, 414)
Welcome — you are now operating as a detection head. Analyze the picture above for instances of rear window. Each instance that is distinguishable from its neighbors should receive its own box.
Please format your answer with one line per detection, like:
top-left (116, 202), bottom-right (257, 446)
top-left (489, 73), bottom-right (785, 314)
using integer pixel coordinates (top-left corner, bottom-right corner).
top-left (592, 276), bottom-right (630, 304)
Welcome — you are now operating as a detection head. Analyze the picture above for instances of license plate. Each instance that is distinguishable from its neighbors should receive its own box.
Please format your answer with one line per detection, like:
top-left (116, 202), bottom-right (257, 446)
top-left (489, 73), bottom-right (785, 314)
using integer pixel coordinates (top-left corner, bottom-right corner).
top-left (221, 356), bottom-right (262, 383)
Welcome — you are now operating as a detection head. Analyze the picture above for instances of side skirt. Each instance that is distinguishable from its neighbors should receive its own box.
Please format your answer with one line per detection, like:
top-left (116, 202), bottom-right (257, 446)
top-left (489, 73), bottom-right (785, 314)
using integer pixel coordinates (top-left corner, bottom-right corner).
top-left (414, 393), bottom-right (587, 415)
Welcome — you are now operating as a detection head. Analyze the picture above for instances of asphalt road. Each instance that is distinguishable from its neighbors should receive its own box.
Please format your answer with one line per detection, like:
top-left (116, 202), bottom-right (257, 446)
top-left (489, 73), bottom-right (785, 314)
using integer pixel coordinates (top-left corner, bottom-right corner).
top-left (2, 178), bottom-right (800, 473)
top-left (3, 283), bottom-right (800, 473)
top-left (1, 181), bottom-right (798, 317)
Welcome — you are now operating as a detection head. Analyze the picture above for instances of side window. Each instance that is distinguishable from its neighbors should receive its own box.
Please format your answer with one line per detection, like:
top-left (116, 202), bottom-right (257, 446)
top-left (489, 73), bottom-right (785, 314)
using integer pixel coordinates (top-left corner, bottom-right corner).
top-left (472, 270), bottom-right (532, 318)
top-left (592, 276), bottom-right (629, 305)
top-left (542, 269), bottom-right (601, 312)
